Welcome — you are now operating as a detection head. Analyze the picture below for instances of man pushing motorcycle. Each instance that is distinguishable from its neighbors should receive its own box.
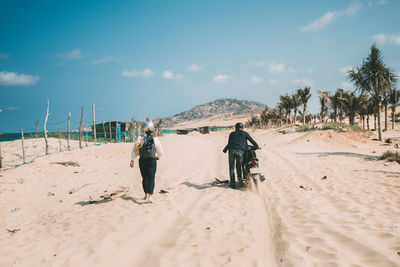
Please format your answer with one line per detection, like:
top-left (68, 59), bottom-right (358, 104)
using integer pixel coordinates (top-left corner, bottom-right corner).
top-left (223, 122), bottom-right (259, 189)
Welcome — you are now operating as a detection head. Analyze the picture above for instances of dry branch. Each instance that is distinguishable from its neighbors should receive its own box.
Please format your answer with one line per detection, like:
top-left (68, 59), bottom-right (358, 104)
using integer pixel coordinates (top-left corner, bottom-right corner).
top-left (44, 99), bottom-right (49, 154)
top-left (52, 161), bottom-right (80, 167)
top-left (88, 188), bottom-right (128, 203)
top-left (68, 183), bottom-right (91, 194)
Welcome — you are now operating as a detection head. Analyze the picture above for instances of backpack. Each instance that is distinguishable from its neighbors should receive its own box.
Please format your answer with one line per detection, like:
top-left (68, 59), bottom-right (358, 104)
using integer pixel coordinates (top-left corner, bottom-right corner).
top-left (139, 135), bottom-right (156, 158)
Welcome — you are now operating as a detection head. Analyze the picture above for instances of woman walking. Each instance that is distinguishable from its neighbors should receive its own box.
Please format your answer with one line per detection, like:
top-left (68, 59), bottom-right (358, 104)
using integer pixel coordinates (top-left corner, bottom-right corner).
top-left (130, 121), bottom-right (163, 203)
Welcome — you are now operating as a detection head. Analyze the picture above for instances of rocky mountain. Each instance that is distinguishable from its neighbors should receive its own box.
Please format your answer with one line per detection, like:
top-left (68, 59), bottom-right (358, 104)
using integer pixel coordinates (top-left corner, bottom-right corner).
top-left (162, 98), bottom-right (265, 127)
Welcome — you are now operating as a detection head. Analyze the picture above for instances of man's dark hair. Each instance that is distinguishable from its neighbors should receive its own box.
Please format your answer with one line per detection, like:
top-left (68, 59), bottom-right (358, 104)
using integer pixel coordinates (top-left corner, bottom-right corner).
top-left (235, 122), bottom-right (243, 130)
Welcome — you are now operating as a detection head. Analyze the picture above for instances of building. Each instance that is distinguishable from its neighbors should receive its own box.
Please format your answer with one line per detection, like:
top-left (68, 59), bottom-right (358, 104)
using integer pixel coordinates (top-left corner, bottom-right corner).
top-left (92, 121), bottom-right (128, 141)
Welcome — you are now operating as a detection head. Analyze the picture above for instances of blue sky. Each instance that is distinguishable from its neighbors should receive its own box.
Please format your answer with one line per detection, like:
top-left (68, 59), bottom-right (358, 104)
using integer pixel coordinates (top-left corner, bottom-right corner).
top-left (1, 0), bottom-right (399, 132)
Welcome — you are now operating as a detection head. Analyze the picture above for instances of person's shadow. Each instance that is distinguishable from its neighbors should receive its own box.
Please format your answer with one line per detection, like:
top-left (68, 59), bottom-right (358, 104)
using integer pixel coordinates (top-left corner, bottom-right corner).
top-left (120, 194), bottom-right (148, 205)
top-left (181, 180), bottom-right (230, 190)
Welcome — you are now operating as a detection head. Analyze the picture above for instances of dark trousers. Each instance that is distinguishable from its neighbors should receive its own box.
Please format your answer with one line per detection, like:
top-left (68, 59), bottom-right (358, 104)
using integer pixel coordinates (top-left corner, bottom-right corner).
top-left (228, 150), bottom-right (244, 184)
top-left (139, 158), bottom-right (157, 194)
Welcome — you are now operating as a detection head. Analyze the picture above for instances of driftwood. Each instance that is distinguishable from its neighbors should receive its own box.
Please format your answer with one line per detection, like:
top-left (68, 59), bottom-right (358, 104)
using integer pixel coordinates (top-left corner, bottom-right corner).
top-left (88, 188), bottom-right (128, 203)
top-left (92, 104), bottom-right (96, 144)
top-left (68, 183), bottom-right (91, 194)
top-left (85, 120), bottom-right (88, 147)
top-left (0, 142), bottom-right (2, 169)
top-left (44, 99), bottom-right (49, 154)
top-left (159, 189), bottom-right (170, 194)
top-left (7, 228), bottom-right (21, 234)
top-left (79, 107), bottom-right (83, 148)
top-left (58, 128), bottom-right (61, 152)
top-left (52, 161), bottom-right (80, 167)
top-left (21, 129), bottom-right (25, 164)
top-left (34, 118), bottom-right (39, 138)
top-left (300, 185), bottom-right (312, 191)
top-left (67, 112), bottom-right (71, 150)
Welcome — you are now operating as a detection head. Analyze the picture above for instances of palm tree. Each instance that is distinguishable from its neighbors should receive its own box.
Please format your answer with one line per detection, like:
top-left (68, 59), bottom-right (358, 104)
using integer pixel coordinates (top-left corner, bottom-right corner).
top-left (297, 87), bottom-right (312, 125)
top-left (291, 93), bottom-right (301, 124)
top-left (280, 94), bottom-right (292, 124)
top-left (330, 88), bottom-right (344, 122)
top-left (340, 91), bottom-right (366, 125)
top-left (317, 91), bottom-right (330, 123)
top-left (389, 88), bottom-right (400, 129)
top-left (347, 44), bottom-right (397, 141)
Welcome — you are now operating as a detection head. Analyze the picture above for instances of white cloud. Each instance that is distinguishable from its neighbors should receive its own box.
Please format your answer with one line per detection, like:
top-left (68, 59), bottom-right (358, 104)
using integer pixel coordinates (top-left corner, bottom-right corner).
top-left (0, 109), bottom-right (2, 112)
top-left (0, 53), bottom-right (10, 59)
top-left (54, 49), bottom-right (82, 60)
top-left (122, 68), bottom-right (154, 78)
top-left (368, 1), bottom-right (373, 7)
top-left (301, 12), bottom-right (338, 32)
top-left (340, 66), bottom-right (353, 75)
top-left (251, 61), bottom-right (267, 67)
top-left (306, 68), bottom-right (313, 74)
top-left (396, 72), bottom-right (400, 77)
top-left (268, 79), bottom-right (278, 85)
top-left (377, 0), bottom-right (387, 4)
top-left (373, 33), bottom-right (387, 44)
top-left (57, 62), bottom-right (64, 67)
top-left (391, 35), bottom-right (400, 46)
top-left (373, 34), bottom-right (400, 46)
top-left (0, 71), bottom-right (40, 86)
top-left (213, 74), bottom-right (233, 84)
top-left (268, 62), bottom-right (295, 74)
top-left (162, 70), bottom-right (184, 80)
top-left (250, 76), bottom-right (263, 84)
top-left (293, 78), bottom-right (314, 86)
top-left (186, 64), bottom-right (203, 72)
top-left (341, 81), bottom-right (353, 89)
top-left (300, 2), bottom-right (362, 32)
top-left (343, 2), bottom-right (362, 15)
top-left (92, 56), bottom-right (115, 64)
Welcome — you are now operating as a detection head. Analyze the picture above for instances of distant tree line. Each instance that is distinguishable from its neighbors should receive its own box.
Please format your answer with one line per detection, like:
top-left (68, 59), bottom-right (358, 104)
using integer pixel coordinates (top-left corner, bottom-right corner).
top-left (246, 44), bottom-right (398, 141)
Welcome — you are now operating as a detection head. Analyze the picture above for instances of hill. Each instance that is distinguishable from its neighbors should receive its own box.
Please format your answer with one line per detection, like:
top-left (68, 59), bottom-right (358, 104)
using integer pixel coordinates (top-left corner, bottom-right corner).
top-left (162, 98), bottom-right (265, 128)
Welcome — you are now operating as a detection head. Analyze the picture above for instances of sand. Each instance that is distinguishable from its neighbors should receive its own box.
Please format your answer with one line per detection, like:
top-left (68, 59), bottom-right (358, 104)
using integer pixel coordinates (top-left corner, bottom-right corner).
top-left (1, 128), bottom-right (400, 266)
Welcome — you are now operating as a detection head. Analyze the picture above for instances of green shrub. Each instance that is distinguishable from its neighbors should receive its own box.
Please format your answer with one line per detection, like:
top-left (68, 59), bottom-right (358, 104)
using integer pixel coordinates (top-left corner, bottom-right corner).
top-left (297, 122), bottom-right (370, 134)
top-left (380, 151), bottom-right (400, 163)
top-left (297, 124), bottom-right (320, 132)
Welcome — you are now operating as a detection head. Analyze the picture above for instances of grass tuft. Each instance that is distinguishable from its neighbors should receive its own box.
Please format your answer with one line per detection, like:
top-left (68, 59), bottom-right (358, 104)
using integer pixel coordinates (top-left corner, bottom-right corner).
top-left (298, 122), bottom-right (370, 134)
top-left (380, 151), bottom-right (400, 163)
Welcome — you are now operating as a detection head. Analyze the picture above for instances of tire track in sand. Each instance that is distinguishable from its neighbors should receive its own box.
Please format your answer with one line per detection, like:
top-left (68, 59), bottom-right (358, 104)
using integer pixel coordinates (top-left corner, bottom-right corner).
top-left (259, 147), bottom-right (399, 266)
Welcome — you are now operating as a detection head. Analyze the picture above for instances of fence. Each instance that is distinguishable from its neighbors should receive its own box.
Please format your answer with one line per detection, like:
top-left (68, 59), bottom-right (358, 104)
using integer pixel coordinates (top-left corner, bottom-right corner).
top-left (0, 102), bottom-right (162, 172)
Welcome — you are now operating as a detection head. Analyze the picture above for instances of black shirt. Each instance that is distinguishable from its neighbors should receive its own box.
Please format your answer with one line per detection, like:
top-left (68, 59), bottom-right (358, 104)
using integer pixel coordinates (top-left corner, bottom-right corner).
top-left (223, 129), bottom-right (259, 152)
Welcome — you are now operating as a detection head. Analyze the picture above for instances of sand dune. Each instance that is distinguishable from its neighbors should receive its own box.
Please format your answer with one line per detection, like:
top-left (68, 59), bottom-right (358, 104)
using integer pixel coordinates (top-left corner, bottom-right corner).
top-left (1, 128), bottom-right (400, 266)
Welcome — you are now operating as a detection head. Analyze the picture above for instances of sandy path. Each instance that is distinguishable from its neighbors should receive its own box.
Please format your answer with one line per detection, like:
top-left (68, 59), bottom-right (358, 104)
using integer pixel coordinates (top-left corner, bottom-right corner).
top-left (1, 129), bottom-right (400, 266)
top-left (254, 129), bottom-right (400, 266)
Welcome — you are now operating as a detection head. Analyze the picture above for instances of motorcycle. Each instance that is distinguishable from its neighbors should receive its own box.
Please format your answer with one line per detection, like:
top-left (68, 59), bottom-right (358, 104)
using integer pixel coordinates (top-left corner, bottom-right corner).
top-left (242, 145), bottom-right (265, 188)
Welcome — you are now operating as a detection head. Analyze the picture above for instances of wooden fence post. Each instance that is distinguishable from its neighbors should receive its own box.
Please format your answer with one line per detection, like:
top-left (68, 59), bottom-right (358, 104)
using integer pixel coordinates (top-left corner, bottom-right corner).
top-left (0, 143), bottom-right (2, 169)
top-left (85, 120), bottom-right (88, 147)
top-left (103, 121), bottom-right (107, 143)
top-left (79, 106), bottom-right (83, 148)
top-left (92, 104), bottom-right (96, 144)
top-left (21, 129), bottom-right (26, 164)
top-left (44, 99), bottom-right (49, 155)
top-left (109, 121), bottom-right (112, 142)
top-left (67, 112), bottom-right (71, 150)
top-left (58, 128), bottom-right (62, 152)
top-left (34, 118), bottom-right (39, 138)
